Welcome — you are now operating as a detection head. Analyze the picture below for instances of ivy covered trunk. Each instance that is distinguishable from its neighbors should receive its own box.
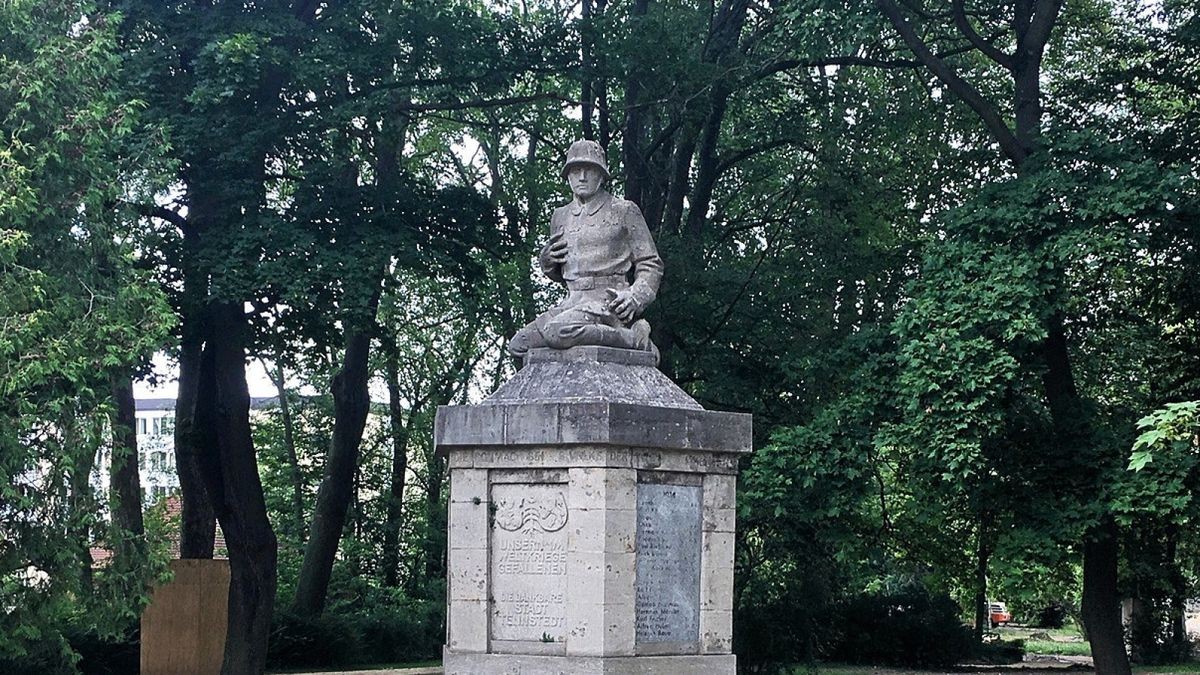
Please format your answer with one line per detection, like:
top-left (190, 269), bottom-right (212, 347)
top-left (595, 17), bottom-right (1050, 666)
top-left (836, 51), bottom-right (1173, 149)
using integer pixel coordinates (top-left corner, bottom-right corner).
top-left (175, 226), bottom-right (217, 560)
top-left (110, 373), bottom-right (144, 540)
top-left (195, 300), bottom-right (279, 674)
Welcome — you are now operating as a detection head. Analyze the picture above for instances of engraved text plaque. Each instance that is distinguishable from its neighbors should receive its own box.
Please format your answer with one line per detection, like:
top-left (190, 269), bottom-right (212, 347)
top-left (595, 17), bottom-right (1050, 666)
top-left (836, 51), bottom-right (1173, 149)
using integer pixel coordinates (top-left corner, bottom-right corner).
top-left (635, 481), bottom-right (701, 646)
top-left (490, 483), bottom-right (569, 642)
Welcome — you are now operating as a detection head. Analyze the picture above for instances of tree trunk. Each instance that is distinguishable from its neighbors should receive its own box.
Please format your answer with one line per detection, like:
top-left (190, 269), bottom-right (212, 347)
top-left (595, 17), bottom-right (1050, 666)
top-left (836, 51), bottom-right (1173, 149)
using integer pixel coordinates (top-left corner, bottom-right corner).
top-left (292, 324), bottom-right (377, 615)
top-left (683, 89), bottom-right (730, 239)
top-left (65, 410), bottom-right (96, 589)
top-left (622, 0), bottom-right (651, 209)
top-left (683, 0), bottom-right (748, 239)
top-left (661, 123), bottom-right (699, 235)
top-left (175, 268), bottom-right (217, 560)
top-left (1082, 518), bottom-right (1130, 675)
top-left (1166, 526), bottom-right (1187, 652)
top-left (110, 372), bottom-right (144, 540)
top-left (581, 0), bottom-right (595, 140)
top-left (195, 300), bottom-right (278, 675)
top-left (1042, 315), bottom-right (1130, 673)
top-left (973, 511), bottom-right (994, 641)
top-left (595, 0), bottom-right (610, 149)
top-left (381, 347), bottom-right (413, 588)
top-left (268, 363), bottom-right (305, 539)
top-left (423, 447), bottom-right (447, 584)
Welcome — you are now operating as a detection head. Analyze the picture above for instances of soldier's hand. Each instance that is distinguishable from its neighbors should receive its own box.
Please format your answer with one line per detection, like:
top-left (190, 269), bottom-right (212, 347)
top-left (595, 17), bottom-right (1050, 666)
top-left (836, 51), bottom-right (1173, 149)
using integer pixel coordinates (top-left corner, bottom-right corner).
top-left (546, 232), bottom-right (569, 264)
top-left (606, 289), bottom-right (638, 323)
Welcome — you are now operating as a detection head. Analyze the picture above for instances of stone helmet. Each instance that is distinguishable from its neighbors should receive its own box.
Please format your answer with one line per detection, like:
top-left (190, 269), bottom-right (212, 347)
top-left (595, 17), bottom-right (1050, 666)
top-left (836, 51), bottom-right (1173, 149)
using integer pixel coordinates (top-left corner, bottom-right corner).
top-left (560, 139), bottom-right (610, 180)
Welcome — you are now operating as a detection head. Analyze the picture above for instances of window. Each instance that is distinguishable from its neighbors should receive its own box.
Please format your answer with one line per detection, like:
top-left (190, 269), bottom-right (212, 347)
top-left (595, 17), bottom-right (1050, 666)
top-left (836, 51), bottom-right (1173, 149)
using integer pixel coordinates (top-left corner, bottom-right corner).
top-left (138, 418), bottom-right (148, 435)
top-left (152, 418), bottom-right (160, 436)
top-left (160, 416), bottom-right (175, 435)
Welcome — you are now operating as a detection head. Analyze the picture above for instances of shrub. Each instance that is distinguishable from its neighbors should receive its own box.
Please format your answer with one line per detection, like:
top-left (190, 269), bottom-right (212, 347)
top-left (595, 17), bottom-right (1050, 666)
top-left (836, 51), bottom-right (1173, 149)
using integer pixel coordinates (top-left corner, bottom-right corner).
top-left (827, 584), bottom-right (974, 668)
top-left (266, 601), bottom-right (443, 670)
top-left (1, 624), bottom-right (139, 675)
top-left (735, 573), bottom-right (837, 674)
top-left (353, 602), bottom-right (443, 664)
top-left (1034, 601), bottom-right (1067, 628)
top-left (67, 627), bottom-right (139, 675)
top-left (267, 611), bottom-right (362, 669)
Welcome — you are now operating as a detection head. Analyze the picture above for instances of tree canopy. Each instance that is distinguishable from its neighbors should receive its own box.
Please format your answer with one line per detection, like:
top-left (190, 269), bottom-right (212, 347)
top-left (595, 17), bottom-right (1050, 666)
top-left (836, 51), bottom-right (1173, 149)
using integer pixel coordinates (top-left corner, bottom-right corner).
top-left (3, 0), bottom-right (1199, 672)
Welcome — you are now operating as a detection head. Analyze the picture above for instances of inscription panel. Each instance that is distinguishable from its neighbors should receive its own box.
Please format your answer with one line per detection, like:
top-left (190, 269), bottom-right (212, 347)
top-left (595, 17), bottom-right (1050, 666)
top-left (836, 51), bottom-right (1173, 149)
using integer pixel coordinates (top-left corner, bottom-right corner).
top-left (489, 482), bottom-right (568, 642)
top-left (635, 481), bottom-right (702, 646)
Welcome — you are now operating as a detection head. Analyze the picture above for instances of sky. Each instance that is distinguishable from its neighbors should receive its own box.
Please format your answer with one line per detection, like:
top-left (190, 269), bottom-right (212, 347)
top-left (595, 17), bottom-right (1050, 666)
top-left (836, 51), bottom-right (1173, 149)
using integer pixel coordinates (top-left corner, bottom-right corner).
top-left (133, 353), bottom-right (280, 401)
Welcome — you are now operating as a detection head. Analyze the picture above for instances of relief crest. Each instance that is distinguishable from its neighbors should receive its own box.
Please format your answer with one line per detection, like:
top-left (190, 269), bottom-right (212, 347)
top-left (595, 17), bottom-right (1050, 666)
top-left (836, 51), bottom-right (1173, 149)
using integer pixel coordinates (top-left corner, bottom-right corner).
top-left (493, 490), bottom-right (568, 533)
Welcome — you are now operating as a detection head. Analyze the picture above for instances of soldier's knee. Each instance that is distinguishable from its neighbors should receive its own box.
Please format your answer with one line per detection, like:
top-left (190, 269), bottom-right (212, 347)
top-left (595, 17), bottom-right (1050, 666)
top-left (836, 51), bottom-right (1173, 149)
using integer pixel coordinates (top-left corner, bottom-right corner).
top-left (545, 323), bottom-right (587, 350)
top-left (507, 328), bottom-right (534, 358)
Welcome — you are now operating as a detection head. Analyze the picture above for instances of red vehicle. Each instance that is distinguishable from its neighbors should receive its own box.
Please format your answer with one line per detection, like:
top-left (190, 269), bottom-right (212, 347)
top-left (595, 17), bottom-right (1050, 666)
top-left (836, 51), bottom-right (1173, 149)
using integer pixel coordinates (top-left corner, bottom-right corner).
top-left (989, 602), bottom-right (1012, 627)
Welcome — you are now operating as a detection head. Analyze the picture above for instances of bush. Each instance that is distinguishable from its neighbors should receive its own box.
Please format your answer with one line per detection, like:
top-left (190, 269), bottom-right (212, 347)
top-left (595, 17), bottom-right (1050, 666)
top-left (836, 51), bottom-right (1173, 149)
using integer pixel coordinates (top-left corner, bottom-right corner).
top-left (353, 603), bottom-right (443, 664)
top-left (827, 585), bottom-right (974, 668)
top-left (266, 601), bottom-right (443, 670)
top-left (735, 572), bottom-right (837, 674)
top-left (1, 624), bottom-right (139, 675)
top-left (1034, 601), bottom-right (1067, 628)
top-left (67, 628), bottom-right (139, 675)
top-left (268, 611), bottom-right (361, 669)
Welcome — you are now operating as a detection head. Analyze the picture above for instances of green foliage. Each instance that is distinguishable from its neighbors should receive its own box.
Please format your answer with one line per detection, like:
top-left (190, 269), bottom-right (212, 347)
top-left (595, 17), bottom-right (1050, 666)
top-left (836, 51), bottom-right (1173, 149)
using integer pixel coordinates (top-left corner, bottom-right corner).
top-left (1129, 402), bottom-right (1199, 474)
top-left (0, 0), bottom-right (173, 666)
top-left (5, 0), bottom-right (1200, 669)
top-left (828, 585), bottom-right (975, 669)
top-left (1116, 403), bottom-right (1200, 527)
top-left (267, 598), bottom-right (442, 669)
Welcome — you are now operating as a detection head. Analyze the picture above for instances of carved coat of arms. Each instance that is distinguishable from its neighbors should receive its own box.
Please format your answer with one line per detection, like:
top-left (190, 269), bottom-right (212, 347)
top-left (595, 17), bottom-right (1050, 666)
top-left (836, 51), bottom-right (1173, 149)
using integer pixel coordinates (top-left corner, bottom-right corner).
top-left (494, 491), bottom-right (568, 532)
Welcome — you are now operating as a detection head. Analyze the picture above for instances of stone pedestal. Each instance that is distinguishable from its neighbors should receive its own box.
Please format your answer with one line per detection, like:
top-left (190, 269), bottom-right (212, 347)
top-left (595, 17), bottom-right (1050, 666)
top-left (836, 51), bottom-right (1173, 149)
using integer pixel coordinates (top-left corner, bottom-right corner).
top-left (436, 347), bottom-right (751, 674)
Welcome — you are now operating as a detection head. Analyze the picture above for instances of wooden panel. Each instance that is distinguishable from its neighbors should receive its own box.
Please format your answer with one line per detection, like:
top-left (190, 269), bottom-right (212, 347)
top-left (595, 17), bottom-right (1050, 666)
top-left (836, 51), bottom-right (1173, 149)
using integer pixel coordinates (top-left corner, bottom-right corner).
top-left (141, 559), bottom-right (230, 675)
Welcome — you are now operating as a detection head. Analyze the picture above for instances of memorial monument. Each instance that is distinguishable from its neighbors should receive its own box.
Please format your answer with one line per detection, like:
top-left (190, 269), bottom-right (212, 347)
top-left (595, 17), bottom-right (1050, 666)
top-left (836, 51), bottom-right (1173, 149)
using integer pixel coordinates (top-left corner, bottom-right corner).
top-left (436, 140), bottom-right (751, 674)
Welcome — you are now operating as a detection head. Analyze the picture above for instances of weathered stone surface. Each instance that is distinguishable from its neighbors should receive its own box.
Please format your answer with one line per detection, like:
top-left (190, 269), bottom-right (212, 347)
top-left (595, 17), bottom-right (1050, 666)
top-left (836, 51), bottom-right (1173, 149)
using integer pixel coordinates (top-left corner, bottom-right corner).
top-left (439, 342), bottom-right (747, 672)
top-left (436, 402), bottom-right (751, 454)
top-left (443, 651), bottom-right (736, 674)
top-left (528, 345), bottom-right (657, 366)
top-left (490, 483), bottom-right (570, 643)
top-left (447, 599), bottom-right (488, 653)
top-left (634, 482), bottom-right (702, 649)
top-left (487, 348), bottom-right (700, 409)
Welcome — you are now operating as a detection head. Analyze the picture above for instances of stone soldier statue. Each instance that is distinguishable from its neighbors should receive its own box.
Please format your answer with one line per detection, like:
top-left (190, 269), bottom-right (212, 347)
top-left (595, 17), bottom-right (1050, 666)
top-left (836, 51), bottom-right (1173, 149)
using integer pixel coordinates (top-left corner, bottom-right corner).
top-left (508, 140), bottom-right (663, 360)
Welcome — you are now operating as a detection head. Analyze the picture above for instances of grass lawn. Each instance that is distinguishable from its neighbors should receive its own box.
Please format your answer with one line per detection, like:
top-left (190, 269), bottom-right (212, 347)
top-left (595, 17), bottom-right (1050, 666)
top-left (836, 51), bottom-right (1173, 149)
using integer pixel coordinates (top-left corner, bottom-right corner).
top-left (1024, 638), bottom-right (1091, 656)
top-left (996, 624), bottom-right (1092, 657)
top-left (804, 662), bottom-right (1200, 674)
top-left (1137, 665), bottom-right (1200, 673)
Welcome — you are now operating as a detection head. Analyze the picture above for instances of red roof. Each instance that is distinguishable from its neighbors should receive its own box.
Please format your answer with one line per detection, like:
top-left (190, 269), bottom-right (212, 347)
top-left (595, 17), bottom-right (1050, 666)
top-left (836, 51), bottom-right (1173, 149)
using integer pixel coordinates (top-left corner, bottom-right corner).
top-left (159, 494), bottom-right (229, 559)
top-left (90, 493), bottom-right (228, 566)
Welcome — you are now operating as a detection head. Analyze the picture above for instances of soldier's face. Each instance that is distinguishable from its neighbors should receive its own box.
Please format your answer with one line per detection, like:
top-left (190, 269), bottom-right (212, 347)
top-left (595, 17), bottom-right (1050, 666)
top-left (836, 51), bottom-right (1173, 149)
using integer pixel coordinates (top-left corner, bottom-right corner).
top-left (567, 165), bottom-right (604, 200)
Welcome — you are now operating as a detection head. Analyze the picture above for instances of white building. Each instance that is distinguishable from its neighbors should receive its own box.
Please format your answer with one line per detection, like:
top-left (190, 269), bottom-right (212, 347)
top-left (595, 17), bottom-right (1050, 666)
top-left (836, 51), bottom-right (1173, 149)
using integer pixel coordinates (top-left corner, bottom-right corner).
top-left (90, 398), bottom-right (179, 503)
top-left (91, 397), bottom-right (280, 504)
top-left (136, 398), bottom-right (180, 501)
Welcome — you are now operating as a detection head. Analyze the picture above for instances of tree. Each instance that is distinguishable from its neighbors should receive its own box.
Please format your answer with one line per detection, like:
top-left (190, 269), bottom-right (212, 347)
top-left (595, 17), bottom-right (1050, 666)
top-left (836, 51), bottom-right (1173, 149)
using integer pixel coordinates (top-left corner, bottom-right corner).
top-left (866, 1), bottom-right (1153, 669)
top-left (111, 2), bottom-right (326, 668)
top-left (0, 0), bottom-right (172, 665)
